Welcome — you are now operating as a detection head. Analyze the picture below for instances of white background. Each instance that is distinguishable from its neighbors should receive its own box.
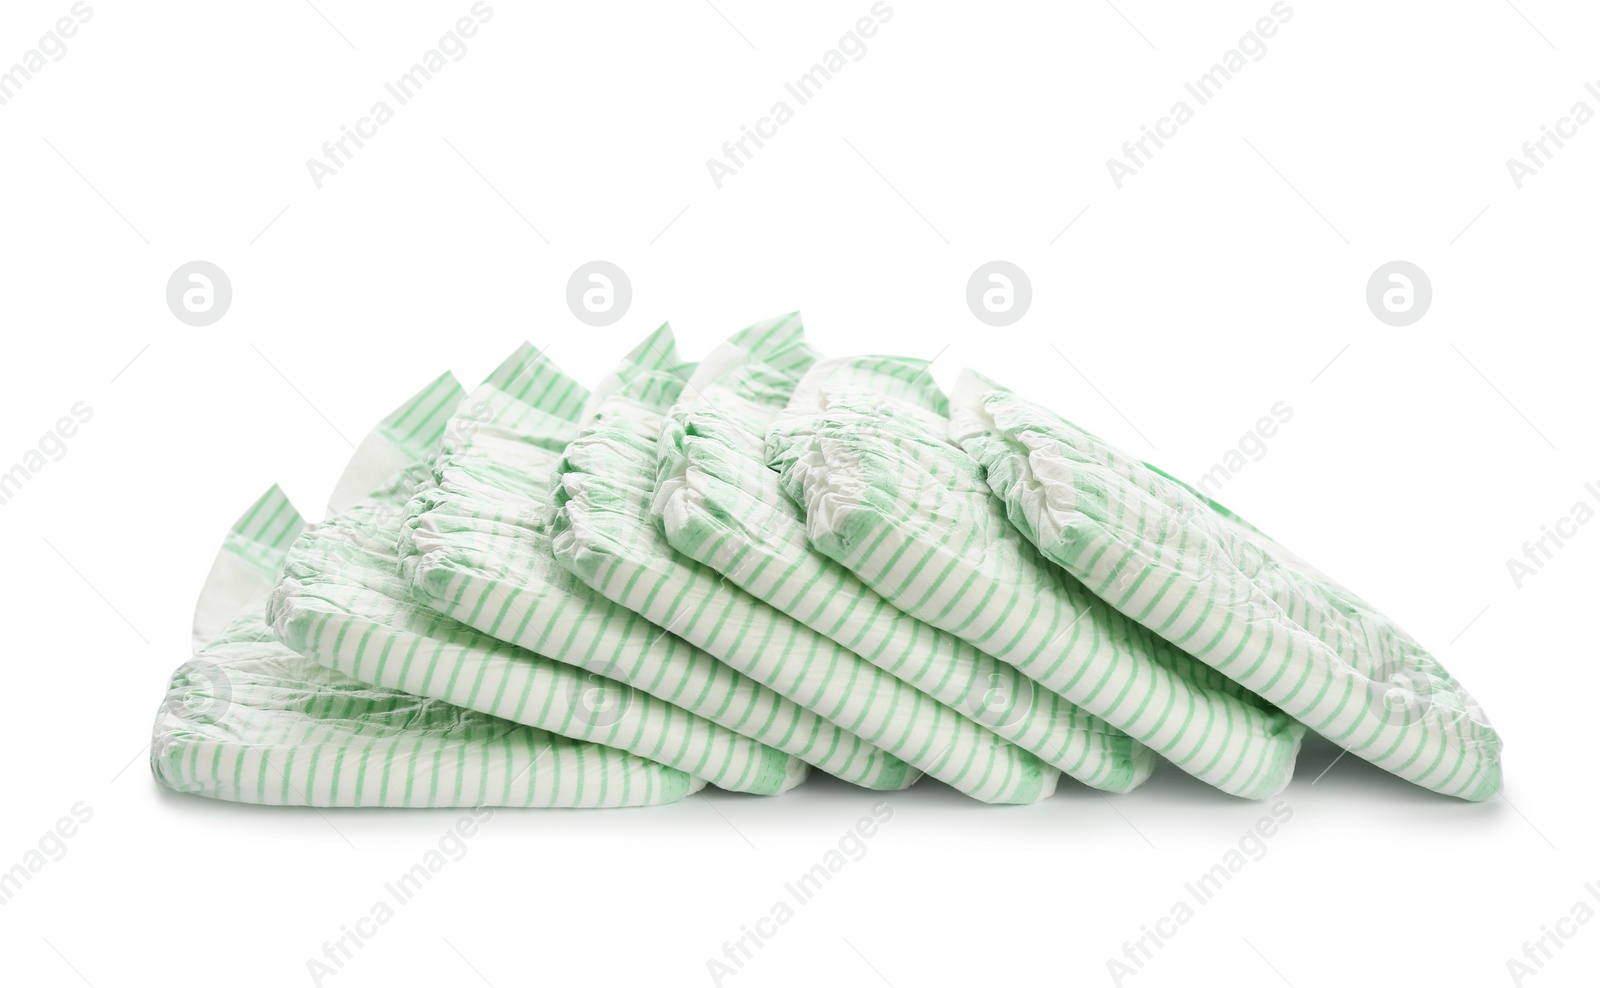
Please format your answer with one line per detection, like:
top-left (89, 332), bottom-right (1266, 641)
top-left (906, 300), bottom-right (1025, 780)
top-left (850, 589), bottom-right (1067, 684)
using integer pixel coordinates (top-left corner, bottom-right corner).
top-left (1, 1), bottom-right (1596, 985)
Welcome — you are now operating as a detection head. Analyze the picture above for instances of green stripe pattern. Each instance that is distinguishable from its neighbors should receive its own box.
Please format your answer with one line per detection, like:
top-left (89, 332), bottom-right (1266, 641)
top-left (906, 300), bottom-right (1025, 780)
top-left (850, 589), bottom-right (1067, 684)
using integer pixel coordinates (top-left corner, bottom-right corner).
top-left (769, 366), bottom-right (1304, 799)
top-left (267, 365), bottom-right (801, 795)
top-left (680, 351), bottom-right (1151, 793)
top-left (548, 320), bottom-right (925, 793)
top-left (152, 485), bottom-right (702, 807)
top-left (378, 370), bottom-right (470, 457)
top-left (657, 329), bottom-right (1064, 802)
top-left (396, 337), bottom-right (811, 793)
top-left (949, 371), bottom-right (1502, 800)
top-left (157, 324), bottom-right (1497, 806)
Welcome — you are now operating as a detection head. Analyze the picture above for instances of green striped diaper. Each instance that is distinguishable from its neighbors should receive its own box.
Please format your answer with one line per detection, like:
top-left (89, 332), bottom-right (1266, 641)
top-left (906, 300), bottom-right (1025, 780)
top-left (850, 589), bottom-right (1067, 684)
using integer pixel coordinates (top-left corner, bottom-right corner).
top-left (395, 338), bottom-right (815, 793)
top-left (151, 483), bottom-right (702, 807)
top-left (667, 348), bottom-right (1150, 793)
top-left (656, 324), bottom-right (1077, 801)
top-left (767, 362), bottom-right (1304, 799)
top-left (948, 370), bottom-right (1502, 800)
top-left (266, 365), bottom-right (802, 795)
top-left (548, 321), bottom-right (937, 794)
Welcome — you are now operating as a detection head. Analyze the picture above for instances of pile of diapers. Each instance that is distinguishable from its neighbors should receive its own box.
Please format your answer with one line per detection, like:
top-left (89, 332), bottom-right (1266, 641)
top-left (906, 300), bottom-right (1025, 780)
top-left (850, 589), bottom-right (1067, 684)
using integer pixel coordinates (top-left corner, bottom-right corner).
top-left (150, 315), bottom-right (1503, 807)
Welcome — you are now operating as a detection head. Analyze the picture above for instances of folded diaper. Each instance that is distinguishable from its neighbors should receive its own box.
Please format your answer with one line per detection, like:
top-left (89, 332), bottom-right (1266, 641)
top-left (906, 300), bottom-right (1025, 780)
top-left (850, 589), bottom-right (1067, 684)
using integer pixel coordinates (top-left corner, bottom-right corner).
top-left (154, 316), bottom-right (1502, 811)
top-left (152, 483), bottom-right (703, 807)
top-left (767, 364), bottom-right (1304, 799)
top-left (266, 365), bottom-right (804, 795)
top-left (546, 323), bottom-right (919, 793)
top-left (395, 339), bottom-right (819, 793)
top-left (657, 338), bottom-right (1132, 795)
top-left (551, 316), bottom-right (1056, 803)
top-left (948, 371), bottom-right (1502, 800)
